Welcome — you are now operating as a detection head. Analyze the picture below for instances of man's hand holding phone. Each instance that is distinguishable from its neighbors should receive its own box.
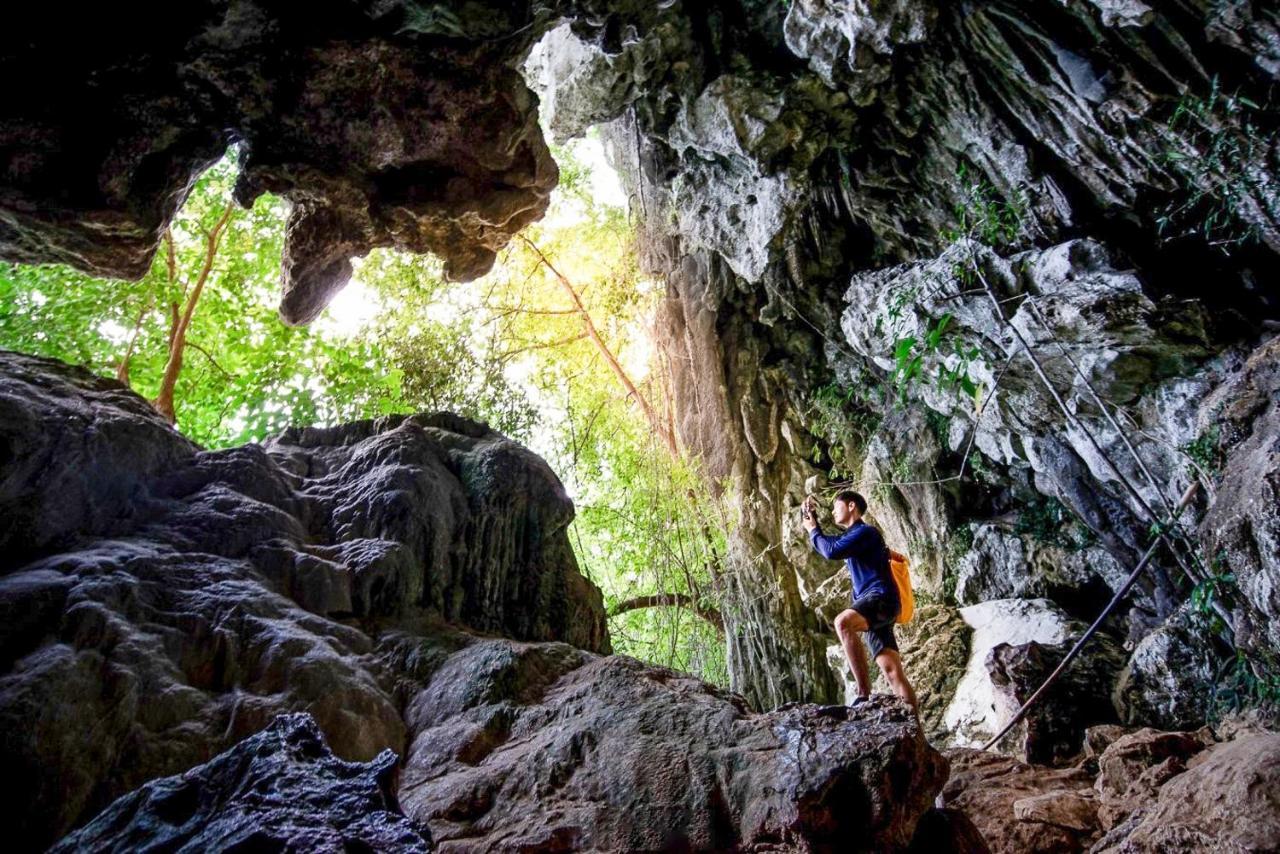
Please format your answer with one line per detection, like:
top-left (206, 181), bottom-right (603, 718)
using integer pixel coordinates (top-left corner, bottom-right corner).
top-left (801, 495), bottom-right (818, 532)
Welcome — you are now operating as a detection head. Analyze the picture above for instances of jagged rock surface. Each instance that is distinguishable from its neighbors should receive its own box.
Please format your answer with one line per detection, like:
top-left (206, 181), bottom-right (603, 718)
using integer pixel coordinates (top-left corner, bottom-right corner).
top-left (543, 0), bottom-right (1280, 716)
top-left (0, 352), bottom-right (950, 852)
top-left (986, 637), bottom-right (1126, 765)
top-left (50, 713), bottom-right (432, 854)
top-left (1, 2), bottom-right (559, 323)
top-left (5, 0), bottom-right (1280, 756)
top-left (944, 722), bottom-right (1280, 854)
top-left (0, 350), bottom-right (606, 848)
top-left (397, 638), bottom-right (946, 851)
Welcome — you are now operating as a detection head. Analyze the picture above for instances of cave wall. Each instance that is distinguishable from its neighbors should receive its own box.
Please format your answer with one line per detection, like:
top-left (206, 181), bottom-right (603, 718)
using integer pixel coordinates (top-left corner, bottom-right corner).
top-left (526, 0), bottom-right (1280, 718)
top-left (4, 0), bottom-right (1279, 728)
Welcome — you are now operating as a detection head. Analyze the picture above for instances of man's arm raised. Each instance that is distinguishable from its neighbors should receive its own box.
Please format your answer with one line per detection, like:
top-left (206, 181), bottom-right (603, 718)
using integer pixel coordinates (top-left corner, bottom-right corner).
top-left (810, 524), bottom-right (867, 560)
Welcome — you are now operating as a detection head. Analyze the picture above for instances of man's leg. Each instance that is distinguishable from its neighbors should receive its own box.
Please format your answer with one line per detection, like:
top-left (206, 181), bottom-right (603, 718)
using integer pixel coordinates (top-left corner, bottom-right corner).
top-left (875, 649), bottom-right (919, 714)
top-left (834, 608), bottom-right (871, 699)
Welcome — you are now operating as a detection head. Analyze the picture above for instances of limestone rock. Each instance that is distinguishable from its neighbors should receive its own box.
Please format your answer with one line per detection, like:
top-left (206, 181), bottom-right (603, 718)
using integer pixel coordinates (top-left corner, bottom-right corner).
top-left (1201, 335), bottom-right (1280, 656)
top-left (397, 638), bottom-right (948, 852)
top-left (1113, 605), bottom-right (1217, 730)
top-left (944, 598), bottom-right (1076, 747)
top-left (1011, 789), bottom-right (1098, 833)
top-left (0, 350), bottom-right (196, 565)
top-left (50, 713), bottom-right (431, 853)
top-left (987, 637), bottom-right (1126, 765)
top-left (940, 748), bottom-right (1098, 853)
top-left (954, 525), bottom-right (1127, 606)
top-left (0, 352), bottom-right (606, 848)
top-left (783, 0), bottom-right (936, 103)
top-left (1093, 732), bottom-right (1280, 852)
top-left (1, 3), bottom-right (558, 323)
top-left (1092, 727), bottom-right (1209, 831)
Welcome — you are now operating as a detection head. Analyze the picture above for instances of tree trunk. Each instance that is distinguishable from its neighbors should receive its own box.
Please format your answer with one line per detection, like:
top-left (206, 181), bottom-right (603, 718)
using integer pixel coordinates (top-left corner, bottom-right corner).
top-left (520, 236), bottom-right (679, 456)
top-left (116, 230), bottom-right (173, 385)
top-left (153, 204), bottom-right (234, 424)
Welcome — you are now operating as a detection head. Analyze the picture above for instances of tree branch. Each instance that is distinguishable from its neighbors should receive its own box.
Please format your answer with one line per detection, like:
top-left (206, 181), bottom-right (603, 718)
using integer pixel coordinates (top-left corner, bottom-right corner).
top-left (153, 201), bottom-right (235, 423)
top-left (609, 592), bottom-right (724, 634)
top-left (186, 340), bottom-right (238, 381)
top-left (519, 235), bottom-right (679, 456)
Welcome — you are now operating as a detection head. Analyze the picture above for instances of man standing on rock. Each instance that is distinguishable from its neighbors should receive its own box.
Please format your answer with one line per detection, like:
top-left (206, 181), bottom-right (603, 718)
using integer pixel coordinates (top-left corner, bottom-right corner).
top-left (803, 490), bottom-right (918, 713)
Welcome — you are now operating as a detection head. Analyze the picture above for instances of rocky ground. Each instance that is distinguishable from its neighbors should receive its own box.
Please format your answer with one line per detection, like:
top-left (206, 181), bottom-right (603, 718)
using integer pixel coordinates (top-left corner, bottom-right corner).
top-left (944, 719), bottom-right (1280, 853)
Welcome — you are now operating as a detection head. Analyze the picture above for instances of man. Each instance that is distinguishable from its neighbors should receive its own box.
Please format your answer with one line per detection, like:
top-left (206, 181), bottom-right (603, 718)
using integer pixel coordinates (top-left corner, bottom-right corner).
top-left (803, 490), bottom-right (918, 712)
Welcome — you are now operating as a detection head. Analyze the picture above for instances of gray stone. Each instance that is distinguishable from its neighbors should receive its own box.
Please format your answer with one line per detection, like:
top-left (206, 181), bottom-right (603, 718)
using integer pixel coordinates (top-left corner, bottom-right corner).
top-left (50, 713), bottom-right (431, 854)
top-left (399, 638), bottom-right (948, 851)
top-left (1114, 605), bottom-right (1217, 730)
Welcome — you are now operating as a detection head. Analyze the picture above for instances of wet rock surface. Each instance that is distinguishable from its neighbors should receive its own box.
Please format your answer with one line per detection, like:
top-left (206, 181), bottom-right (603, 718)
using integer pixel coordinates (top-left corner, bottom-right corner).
top-left (49, 713), bottom-right (432, 854)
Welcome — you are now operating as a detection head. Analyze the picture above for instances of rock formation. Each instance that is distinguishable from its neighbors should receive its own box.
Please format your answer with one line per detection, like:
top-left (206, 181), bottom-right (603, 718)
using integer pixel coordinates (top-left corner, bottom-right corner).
top-left (5, 0), bottom-right (1280, 846)
top-left (50, 713), bottom-right (433, 853)
top-left (943, 720), bottom-right (1280, 853)
top-left (1, 2), bottom-right (559, 323)
top-left (519, 0), bottom-right (1280, 739)
top-left (0, 351), bottom-right (946, 851)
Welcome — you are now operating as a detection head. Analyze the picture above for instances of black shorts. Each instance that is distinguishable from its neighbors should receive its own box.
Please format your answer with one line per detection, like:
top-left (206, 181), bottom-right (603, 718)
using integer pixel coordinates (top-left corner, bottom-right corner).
top-left (851, 593), bottom-right (899, 659)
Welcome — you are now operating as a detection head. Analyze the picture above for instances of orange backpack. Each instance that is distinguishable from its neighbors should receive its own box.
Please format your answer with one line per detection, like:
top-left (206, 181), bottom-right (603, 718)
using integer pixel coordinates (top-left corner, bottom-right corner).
top-left (888, 549), bottom-right (915, 624)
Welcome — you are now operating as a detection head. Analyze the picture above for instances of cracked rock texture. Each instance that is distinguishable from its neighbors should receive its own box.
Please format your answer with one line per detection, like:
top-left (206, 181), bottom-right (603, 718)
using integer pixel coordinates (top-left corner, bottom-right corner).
top-left (0, 352), bottom-right (948, 852)
top-left (0, 350), bottom-right (604, 847)
top-left (5, 0), bottom-right (1280, 765)
top-left (50, 713), bottom-right (432, 854)
top-left (943, 722), bottom-right (1280, 853)
top-left (516, 0), bottom-right (1280, 721)
top-left (1, 2), bottom-right (559, 323)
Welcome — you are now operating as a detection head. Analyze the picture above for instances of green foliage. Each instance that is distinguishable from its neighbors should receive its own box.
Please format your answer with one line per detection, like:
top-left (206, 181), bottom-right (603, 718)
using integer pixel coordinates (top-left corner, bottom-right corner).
top-left (1158, 76), bottom-right (1278, 252)
top-left (0, 132), bottom-right (734, 687)
top-left (941, 163), bottom-right (1029, 250)
top-left (805, 378), bottom-right (881, 480)
top-left (1014, 494), bottom-right (1096, 551)
top-left (1181, 424), bottom-right (1226, 481)
top-left (1213, 651), bottom-right (1280, 718)
top-left (0, 152), bottom-right (406, 447)
top-left (891, 312), bottom-right (983, 406)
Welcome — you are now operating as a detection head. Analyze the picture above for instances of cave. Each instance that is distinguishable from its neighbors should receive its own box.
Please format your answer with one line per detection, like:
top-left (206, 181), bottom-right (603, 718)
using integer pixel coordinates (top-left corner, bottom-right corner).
top-left (3, 1), bottom-right (1280, 851)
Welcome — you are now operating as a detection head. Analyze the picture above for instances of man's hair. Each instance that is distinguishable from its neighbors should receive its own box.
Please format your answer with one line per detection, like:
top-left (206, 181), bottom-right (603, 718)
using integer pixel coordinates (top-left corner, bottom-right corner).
top-left (835, 490), bottom-right (868, 516)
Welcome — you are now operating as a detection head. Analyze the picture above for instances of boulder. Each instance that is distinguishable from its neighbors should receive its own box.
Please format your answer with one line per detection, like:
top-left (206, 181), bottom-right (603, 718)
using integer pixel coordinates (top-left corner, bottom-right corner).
top-left (50, 713), bottom-right (431, 853)
top-left (940, 748), bottom-right (1098, 853)
top-left (1093, 732), bottom-right (1280, 852)
top-left (399, 637), bottom-right (949, 851)
top-left (986, 636), bottom-right (1126, 765)
top-left (1092, 727), bottom-right (1210, 831)
top-left (1113, 605), bottom-right (1217, 730)
top-left (0, 352), bottom-right (606, 848)
top-left (944, 599), bottom-right (1076, 747)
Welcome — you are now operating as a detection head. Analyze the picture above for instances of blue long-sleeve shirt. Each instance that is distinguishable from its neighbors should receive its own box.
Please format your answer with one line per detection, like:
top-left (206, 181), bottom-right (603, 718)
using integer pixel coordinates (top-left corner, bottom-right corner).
top-left (810, 520), bottom-right (897, 605)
